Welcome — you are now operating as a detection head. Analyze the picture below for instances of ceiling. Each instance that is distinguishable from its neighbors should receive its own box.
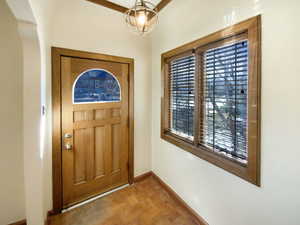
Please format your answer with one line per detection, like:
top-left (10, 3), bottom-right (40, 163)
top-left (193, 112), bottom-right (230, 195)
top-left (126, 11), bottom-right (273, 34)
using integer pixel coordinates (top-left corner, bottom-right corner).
top-left (106, 0), bottom-right (161, 8)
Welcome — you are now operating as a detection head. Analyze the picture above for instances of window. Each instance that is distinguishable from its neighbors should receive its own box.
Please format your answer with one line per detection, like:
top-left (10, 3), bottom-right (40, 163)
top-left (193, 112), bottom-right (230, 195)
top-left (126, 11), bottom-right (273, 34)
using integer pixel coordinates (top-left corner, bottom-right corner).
top-left (169, 55), bottom-right (195, 140)
top-left (161, 16), bottom-right (261, 185)
top-left (73, 69), bottom-right (121, 104)
top-left (201, 40), bottom-right (248, 164)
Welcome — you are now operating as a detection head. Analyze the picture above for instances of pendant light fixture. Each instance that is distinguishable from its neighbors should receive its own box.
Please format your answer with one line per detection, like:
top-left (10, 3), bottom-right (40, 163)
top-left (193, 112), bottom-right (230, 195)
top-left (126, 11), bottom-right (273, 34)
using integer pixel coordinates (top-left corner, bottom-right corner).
top-left (125, 0), bottom-right (158, 35)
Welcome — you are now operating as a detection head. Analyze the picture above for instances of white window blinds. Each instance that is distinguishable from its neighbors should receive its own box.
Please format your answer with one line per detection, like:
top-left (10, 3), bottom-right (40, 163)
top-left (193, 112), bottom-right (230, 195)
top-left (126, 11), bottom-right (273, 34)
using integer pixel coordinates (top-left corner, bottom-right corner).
top-left (169, 54), bottom-right (196, 140)
top-left (201, 40), bottom-right (248, 163)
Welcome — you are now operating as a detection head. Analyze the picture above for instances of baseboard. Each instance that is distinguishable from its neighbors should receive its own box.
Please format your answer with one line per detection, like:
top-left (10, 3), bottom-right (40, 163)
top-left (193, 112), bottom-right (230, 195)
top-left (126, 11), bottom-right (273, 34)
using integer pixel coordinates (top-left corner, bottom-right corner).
top-left (133, 171), bottom-right (153, 182)
top-left (47, 210), bottom-right (56, 217)
top-left (151, 172), bottom-right (209, 225)
top-left (12, 212), bottom-right (54, 225)
top-left (45, 209), bottom-right (57, 225)
top-left (7, 219), bottom-right (26, 225)
top-left (7, 213), bottom-right (53, 225)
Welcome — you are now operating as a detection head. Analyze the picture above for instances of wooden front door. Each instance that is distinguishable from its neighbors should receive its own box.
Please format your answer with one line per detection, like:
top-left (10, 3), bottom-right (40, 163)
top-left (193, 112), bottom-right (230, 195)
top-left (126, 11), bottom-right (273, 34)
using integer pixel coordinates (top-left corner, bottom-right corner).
top-left (60, 56), bottom-right (129, 208)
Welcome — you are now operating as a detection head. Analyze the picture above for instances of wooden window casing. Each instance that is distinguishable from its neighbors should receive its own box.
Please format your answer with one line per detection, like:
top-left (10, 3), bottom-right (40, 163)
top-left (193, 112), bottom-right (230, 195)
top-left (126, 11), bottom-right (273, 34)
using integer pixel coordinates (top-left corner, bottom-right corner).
top-left (161, 16), bottom-right (261, 186)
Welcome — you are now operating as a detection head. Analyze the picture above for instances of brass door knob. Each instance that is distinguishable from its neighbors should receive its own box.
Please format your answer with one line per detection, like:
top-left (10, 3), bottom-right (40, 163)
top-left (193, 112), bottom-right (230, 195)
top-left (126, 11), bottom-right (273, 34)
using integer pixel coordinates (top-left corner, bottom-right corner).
top-left (65, 143), bottom-right (72, 150)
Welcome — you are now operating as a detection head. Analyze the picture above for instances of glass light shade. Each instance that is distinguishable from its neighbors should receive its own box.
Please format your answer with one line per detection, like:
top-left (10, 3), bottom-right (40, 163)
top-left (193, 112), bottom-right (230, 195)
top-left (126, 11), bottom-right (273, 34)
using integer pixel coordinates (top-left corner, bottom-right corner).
top-left (125, 0), bottom-right (158, 35)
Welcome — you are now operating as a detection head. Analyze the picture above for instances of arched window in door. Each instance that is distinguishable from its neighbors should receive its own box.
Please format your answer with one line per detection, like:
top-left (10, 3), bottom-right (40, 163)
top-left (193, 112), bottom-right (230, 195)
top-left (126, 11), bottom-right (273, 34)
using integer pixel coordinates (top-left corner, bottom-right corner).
top-left (73, 69), bottom-right (121, 104)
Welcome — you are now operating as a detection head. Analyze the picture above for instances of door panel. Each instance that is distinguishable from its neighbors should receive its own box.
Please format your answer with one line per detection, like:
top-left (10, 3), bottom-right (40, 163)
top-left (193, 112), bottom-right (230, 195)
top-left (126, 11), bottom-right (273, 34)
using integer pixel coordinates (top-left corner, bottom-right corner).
top-left (73, 129), bottom-right (87, 184)
top-left (112, 123), bottom-right (121, 173)
top-left (94, 126), bottom-right (106, 178)
top-left (61, 56), bottom-right (129, 208)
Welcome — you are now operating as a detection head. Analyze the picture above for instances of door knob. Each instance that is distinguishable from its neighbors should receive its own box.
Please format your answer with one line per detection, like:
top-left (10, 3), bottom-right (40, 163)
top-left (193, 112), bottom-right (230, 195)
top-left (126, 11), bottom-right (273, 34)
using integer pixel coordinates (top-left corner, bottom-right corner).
top-left (65, 143), bottom-right (72, 150)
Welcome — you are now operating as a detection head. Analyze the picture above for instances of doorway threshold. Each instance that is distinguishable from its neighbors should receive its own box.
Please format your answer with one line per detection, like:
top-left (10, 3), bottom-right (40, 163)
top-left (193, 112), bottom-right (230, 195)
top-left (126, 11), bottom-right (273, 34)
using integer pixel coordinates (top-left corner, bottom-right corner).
top-left (62, 184), bottom-right (129, 213)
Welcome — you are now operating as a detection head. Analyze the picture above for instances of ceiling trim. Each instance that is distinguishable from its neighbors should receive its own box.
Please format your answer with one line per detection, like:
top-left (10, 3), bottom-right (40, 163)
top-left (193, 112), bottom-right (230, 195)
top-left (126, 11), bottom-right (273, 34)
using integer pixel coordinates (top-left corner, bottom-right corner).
top-left (155, 0), bottom-right (172, 12)
top-left (86, 0), bottom-right (129, 13)
top-left (85, 0), bottom-right (172, 13)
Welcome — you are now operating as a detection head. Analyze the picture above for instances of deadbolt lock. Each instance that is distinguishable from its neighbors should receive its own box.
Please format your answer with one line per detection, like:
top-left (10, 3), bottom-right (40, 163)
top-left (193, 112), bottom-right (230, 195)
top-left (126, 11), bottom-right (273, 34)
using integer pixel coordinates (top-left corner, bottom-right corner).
top-left (64, 133), bottom-right (72, 139)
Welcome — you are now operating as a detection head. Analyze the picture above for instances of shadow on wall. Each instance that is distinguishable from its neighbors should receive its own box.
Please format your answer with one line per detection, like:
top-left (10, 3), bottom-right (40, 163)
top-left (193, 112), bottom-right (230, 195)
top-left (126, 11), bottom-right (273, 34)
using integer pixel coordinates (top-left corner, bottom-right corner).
top-left (4, 0), bottom-right (45, 224)
top-left (0, 0), bottom-right (24, 223)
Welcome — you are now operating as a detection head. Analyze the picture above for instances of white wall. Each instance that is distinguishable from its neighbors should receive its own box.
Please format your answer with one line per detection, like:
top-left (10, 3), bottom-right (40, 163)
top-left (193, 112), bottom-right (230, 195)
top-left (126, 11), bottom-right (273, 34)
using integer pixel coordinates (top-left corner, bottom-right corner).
top-left (151, 0), bottom-right (300, 224)
top-left (42, 0), bottom-right (153, 212)
top-left (0, 1), bottom-right (25, 224)
top-left (7, 0), bottom-right (54, 223)
top-left (27, 0), bottom-right (58, 219)
top-left (21, 27), bottom-right (44, 225)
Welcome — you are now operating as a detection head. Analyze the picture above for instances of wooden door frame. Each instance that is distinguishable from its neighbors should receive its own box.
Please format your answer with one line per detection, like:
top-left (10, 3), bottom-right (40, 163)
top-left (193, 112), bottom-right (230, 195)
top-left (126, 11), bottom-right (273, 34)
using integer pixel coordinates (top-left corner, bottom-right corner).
top-left (51, 47), bottom-right (134, 214)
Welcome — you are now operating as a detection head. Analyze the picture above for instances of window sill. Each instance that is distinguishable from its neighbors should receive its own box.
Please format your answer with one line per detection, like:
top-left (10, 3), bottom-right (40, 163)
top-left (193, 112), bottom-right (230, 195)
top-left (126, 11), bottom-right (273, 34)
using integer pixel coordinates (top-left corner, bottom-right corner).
top-left (161, 131), bottom-right (260, 186)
